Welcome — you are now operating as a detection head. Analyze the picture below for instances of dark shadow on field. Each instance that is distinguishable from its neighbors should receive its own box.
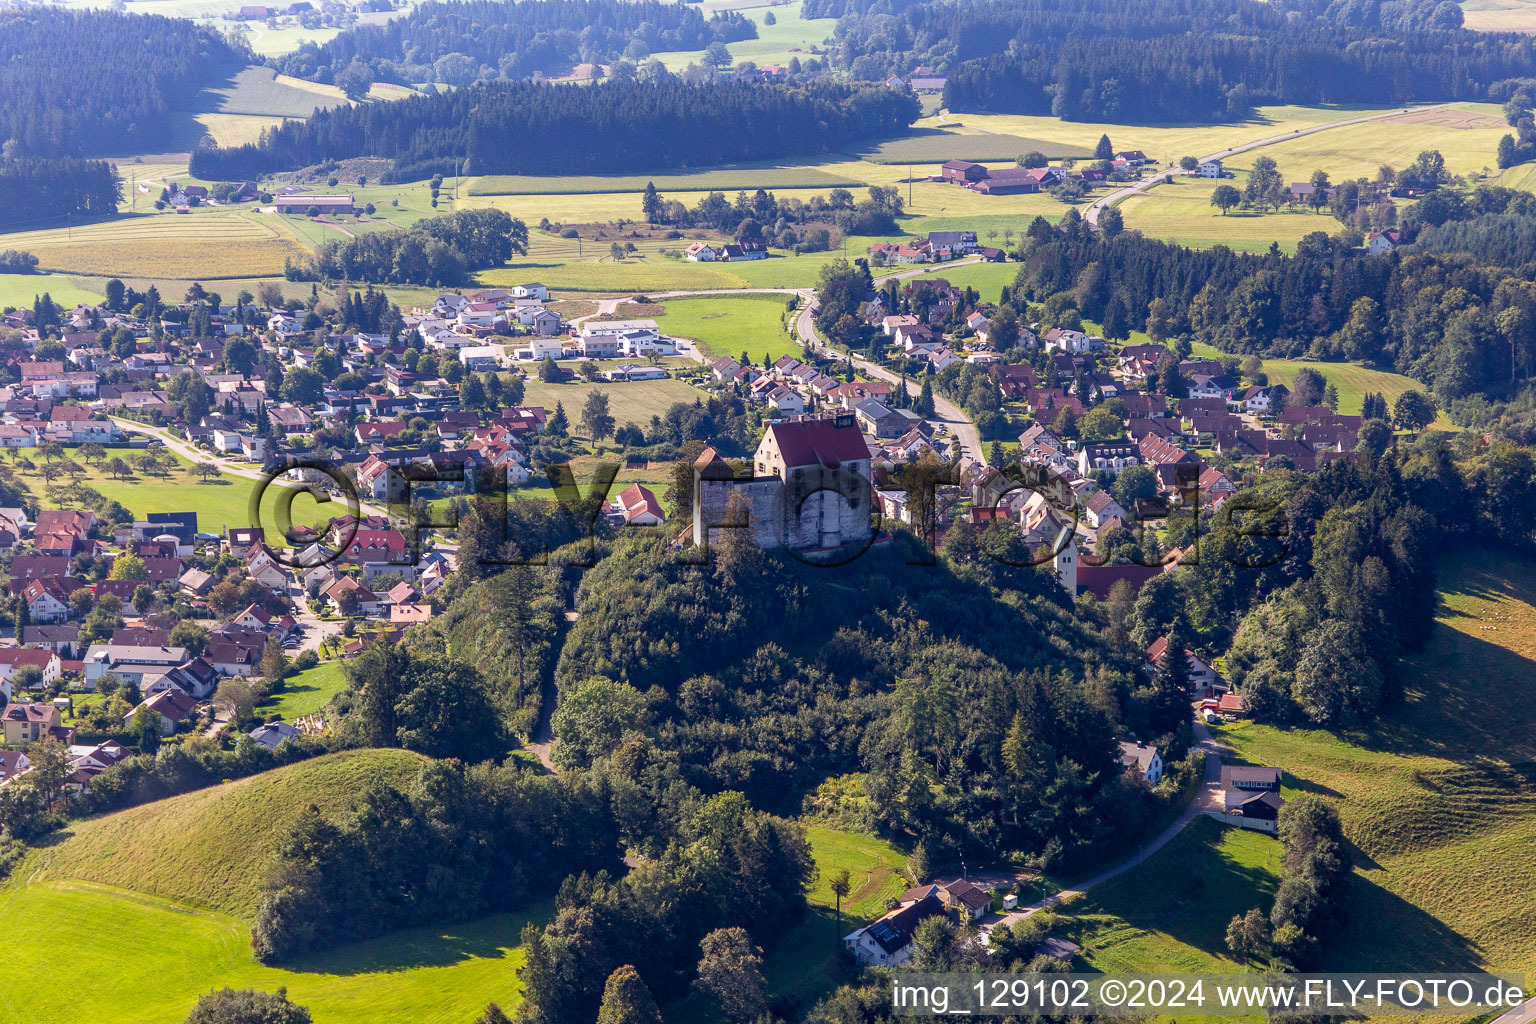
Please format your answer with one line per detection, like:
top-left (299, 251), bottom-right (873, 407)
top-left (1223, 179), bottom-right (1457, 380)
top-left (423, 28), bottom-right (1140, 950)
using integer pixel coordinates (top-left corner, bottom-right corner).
top-left (1065, 818), bottom-right (1279, 956)
top-left (285, 903), bottom-right (550, 976)
top-left (1315, 871), bottom-right (1482, 972)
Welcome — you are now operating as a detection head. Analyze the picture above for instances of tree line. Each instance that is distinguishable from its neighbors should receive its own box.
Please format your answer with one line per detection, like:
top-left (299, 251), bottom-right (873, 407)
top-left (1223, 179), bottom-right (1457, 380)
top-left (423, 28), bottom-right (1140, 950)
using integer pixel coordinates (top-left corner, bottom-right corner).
top-left (0, 7), bottom-right (243, 158)
top-left (1009, 209), bottom-right (1536, 405)
top-left (282, 208), bottom-right (528, 285)
top-left (804, 0), bottom-right (1536, 121)
top-left (187, 78), bottom-right (920, 182)
top-left (252, 755), bottom-right (618, 960)
top-left (277, 0), bottom-right (756, 88)
top-left (3, 157), bottom-right (123, 231)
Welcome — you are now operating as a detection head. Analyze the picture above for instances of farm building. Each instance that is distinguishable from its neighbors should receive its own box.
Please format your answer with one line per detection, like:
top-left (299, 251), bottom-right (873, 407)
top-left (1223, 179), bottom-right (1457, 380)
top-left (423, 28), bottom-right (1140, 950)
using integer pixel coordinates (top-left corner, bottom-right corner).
top-left (274, 194), bottom-right (356, 215)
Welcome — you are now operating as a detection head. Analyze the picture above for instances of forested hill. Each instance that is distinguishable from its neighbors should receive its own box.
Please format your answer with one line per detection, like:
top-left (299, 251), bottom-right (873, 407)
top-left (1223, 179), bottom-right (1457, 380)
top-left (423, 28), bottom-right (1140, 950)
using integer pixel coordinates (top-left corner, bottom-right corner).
top-left (811, 0), bottom-right (1536, 121)
top-left (189, 79), bottom-right (921, 181)
top-left (0, 7), bottom-right (244, 157)
top-left (278, 0), bottom-right (757, 86)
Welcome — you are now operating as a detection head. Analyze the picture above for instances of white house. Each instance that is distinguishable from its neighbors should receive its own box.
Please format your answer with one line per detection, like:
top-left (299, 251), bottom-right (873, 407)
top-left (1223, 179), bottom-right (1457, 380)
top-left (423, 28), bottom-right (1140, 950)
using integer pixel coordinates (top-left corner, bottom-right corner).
top-left (0, 648), bottom-right (62, 693)
top-left (84, 645), bottom-right (189, 688)
top-left (1145, 635), bottom-right (1223, 698)
top-left (1119, 740), bottom-right (1164, 784)
top-left (580, 320), bottom-right (676, 358)
top-left (1198, 159), bottom-right (1225, 177)
top-left (766, 385), bottom-right (805, 415)
top-left (510, 283), bottom-right (548, 300)
top-left (843, 889), bottom-right (948, 966)
top-left (459, 345), bottom-right (506, 370)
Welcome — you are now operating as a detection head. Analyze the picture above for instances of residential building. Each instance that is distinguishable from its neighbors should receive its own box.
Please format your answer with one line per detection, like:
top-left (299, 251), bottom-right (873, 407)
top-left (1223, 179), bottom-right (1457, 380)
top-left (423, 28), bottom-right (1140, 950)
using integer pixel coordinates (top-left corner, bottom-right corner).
top-left (1119, 740), bottom-right (1164, 784)
top-left (1216, 765), bottom-right (1285, 833)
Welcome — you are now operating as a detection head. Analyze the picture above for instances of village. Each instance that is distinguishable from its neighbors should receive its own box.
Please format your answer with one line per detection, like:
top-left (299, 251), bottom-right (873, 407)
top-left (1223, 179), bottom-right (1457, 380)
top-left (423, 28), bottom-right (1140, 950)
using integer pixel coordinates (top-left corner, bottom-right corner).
top-left (0, 251), bottom-right (1339, 893)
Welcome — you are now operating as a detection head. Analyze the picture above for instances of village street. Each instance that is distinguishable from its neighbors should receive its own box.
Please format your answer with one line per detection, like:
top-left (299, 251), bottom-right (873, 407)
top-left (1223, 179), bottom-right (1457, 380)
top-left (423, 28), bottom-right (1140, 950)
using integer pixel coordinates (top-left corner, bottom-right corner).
top-left (792, 292), bottom-right (987, 465)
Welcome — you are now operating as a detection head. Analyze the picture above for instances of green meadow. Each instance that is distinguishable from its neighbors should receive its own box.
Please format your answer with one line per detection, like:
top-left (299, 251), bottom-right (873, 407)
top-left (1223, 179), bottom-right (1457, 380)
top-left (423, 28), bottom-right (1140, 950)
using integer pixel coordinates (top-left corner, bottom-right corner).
top-left (23, 445), bottom-right (343, 543)
top-left (1210, 545), bottom-right (1536, 975)
top-left (654, 294), bottom-right (801, 361)
top-left (4, 750), bottom-right (546, 1023)
top-left (261, 661), bottom-right (350, 720)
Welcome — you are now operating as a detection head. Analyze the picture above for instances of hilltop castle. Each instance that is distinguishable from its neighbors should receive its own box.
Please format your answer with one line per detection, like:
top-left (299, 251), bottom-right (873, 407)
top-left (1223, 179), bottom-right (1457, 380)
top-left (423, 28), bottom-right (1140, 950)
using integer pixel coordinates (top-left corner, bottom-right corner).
top-left (693, 415), bottom-right (874, 552)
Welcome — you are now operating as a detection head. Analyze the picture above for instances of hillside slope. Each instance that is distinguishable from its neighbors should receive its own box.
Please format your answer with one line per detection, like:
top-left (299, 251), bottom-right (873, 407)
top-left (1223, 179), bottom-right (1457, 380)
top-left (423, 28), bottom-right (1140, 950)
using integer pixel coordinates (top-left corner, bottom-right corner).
top-left (24, 748), bottom-right (426, 917)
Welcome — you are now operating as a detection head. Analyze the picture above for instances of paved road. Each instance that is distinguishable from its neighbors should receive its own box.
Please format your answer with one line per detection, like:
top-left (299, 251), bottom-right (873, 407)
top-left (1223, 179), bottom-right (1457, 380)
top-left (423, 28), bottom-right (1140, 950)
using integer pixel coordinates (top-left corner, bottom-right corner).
top-left (980, 716), bottom-right (1229, 934)
top-left (1494, 996), bottom-right (1536, 1024)
top-left (1084, 104), bottom-right (1458, 226)
top-left (791, 298), bottom-right (987, 466)
top-left (110, 416), bottom-right (391, 521)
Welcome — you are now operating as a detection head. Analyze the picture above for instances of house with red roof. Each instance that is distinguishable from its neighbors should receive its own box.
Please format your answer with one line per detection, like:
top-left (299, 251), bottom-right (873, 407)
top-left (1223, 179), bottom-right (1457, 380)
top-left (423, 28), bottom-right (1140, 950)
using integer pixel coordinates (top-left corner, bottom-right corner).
top-left (612, 484), bottom-right (665, 526)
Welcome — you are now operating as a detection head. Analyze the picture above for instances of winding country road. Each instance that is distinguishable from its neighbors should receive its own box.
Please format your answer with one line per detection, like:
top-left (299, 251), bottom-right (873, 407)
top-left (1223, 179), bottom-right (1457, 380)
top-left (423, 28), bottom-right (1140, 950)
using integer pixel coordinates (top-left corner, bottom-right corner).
top-left (1084, 103), bottom-right (1458, 226)
top-left (980, 715), bottom-right (1230, 934)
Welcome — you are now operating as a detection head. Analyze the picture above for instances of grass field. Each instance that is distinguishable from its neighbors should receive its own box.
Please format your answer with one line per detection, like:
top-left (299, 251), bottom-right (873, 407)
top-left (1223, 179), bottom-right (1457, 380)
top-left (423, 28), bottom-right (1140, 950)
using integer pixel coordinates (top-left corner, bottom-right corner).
top-left (260, 661), bottom-right (349, 720)
top-left (468, 166), bottom-right (862, 196)
top-left (521, 378), bottom-right (709, 431)
top-left (1118, 171), bottom-right (1354, 254)
top-left (25, 447), bottom-right (342, 542)
top-left (1064, 817), bottom-right (1281, 975)
top-left (1462, 0), bottom-right (1536, 31)
top-left (803, 826), bottom-right (911, 921)
top-left (895, 260), bottom-right (1021, 303)
top-left (0, 273), bottom-right (103, 308)
top-left (648, 0), bottom-right (832, 71)
top-left (0, 882), bottom-right (545, 1024)
top-left (1210, 545), bottom-right (1536, 974)
top-left (857, 129), bottom-right (1091, 164)
top-left (653, 294), bottom-right (799, 361)
top-left (197, 66), bottom-right (343, 119)
top-left (1187, 341), bottom-right (1448, 424)
top-left (26, 749), bottom-right (427, 915)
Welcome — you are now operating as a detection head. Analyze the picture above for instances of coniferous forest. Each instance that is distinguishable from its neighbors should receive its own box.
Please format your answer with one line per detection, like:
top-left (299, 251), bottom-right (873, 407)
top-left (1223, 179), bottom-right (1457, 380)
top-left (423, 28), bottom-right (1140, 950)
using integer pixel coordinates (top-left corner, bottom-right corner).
top-left (189, 79), bottom-right (921, 181)
top-left (0, 7), bottom-right (242, 158)
top-left (278, 0), bottom-right (758, 85)
top-left (806, 0), bottom-right (1536, 121)
top-left (1, 158), bottom-right (124, 231)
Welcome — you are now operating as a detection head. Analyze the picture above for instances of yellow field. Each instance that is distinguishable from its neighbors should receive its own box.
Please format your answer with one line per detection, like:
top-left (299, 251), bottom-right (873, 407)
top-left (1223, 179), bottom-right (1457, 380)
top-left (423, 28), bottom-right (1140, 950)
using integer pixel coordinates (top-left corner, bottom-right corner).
top-left (195, 112), bottom-right (287, 148)
top-left (942, 104), bottom-right (1412, 167)
top-left (0, 206), bottom-right (311, 279)
top-left (1461, 0), bottom-right (1536, 32)
top-left (31, 238), bottom-right (308, 279)
top-left (1229, 104), bottom-right (1508, 179)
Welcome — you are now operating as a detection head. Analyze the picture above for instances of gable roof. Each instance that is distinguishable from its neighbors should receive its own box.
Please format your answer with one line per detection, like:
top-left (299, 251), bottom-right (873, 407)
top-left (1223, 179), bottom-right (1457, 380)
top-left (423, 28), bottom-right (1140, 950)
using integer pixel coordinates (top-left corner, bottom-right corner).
top-left (762, 417), bottom-right (871, 470)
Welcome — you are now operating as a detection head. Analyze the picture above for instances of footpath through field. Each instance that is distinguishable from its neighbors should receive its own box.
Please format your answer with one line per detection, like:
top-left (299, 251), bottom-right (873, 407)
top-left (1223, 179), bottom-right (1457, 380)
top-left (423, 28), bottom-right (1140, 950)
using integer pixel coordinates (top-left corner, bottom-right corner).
top-left (1084, 103), bottom-right (1459, 225)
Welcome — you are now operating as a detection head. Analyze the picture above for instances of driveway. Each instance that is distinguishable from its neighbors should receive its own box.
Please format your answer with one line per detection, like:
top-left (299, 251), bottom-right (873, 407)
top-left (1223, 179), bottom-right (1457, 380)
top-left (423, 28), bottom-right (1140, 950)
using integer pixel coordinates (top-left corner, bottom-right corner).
top-left (980, 715), bottom-right (1229, 934)
top-left (1084, 104), bottom-right (1458, 226)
